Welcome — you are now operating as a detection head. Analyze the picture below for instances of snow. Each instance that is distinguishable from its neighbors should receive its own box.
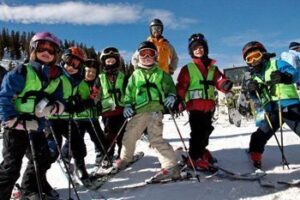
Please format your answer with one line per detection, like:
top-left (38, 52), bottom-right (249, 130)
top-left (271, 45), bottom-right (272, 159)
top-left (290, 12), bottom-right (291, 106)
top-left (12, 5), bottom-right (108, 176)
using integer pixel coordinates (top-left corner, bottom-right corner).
top-left (1, 111), bottom-right (300, 200)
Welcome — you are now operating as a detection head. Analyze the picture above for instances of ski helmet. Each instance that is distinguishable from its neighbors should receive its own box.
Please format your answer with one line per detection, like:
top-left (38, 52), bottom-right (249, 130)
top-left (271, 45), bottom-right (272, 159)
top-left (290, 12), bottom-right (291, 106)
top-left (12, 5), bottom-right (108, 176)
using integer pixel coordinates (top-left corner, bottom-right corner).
top-left (100, 47), bottom-right (121, 74)
top-left (85, 58), bottom-right (100, 77)
top-left (30, 32), bottom-right (61, 52)
top-left (99, 47), bottom-right (120, 64)
top-left (149, 18), bottom-right (164, 34)
top-left (62, 47), bottom-right (86, 62)
top-left (289, 42), bottom-right (300, 50)
top-left (242, 41), bottom-right (267, 60)
top-left (188, 33), bottom-right (209, 57)
top-left (138, 41), bottom-right (157, 52)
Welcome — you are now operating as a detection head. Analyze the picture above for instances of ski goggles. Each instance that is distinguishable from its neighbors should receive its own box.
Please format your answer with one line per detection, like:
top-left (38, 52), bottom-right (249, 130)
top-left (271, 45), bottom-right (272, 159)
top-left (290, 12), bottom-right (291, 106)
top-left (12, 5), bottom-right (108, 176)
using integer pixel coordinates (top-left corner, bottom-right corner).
top-left (65, 57), bottom-right (82, 69)
top-left (139, 48), bottom-right (157, 58)
top-left (102, 47), bottom-right (119, 56)
top-left (245, 50), bottom-right (263, 64)
top-left (36, 41), bottom-right (59, 55)
top-left (36, 43), bottom-right (56, 55)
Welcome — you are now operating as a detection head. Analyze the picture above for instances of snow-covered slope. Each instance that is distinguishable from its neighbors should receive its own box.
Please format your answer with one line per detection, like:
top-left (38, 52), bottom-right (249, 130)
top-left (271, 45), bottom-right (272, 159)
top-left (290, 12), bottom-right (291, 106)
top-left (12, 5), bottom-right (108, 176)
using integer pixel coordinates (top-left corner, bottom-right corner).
top-left (1, 111), bottom-right (300, 200)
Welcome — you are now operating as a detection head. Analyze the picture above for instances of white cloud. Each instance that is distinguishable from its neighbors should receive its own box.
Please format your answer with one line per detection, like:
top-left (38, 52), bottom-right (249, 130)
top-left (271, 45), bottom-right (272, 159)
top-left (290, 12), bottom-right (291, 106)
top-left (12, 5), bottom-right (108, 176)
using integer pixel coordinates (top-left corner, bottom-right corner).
top-left (142, 9), bottom-right (197, 29)
top-left (221, 30), bottom-right (281, 47)
top-left (0, 1), bottom-right (196, 28)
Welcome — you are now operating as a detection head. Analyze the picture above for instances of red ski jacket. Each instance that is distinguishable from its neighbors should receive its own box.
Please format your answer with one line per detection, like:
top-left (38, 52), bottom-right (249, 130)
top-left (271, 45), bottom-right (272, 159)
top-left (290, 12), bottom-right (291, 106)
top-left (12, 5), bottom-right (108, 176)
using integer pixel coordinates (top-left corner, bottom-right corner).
top-left (176, 58), bottom-right (230, 112)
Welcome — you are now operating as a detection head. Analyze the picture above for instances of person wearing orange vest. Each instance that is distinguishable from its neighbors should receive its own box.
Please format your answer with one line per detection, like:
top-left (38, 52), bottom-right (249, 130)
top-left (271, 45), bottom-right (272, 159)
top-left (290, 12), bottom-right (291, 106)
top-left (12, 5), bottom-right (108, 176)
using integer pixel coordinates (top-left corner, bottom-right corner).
top-left (131, 18), bottom-right (178, 75)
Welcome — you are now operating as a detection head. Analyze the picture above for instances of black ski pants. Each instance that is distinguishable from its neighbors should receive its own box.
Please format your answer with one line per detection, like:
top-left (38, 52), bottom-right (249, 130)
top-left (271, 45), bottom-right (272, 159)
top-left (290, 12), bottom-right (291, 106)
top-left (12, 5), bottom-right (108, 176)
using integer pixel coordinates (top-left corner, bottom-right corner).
top-left (0, 129), bottom-right (52, 200)
top-left (249, 103), bottom-right (300, 153)
top-left (47, 119), bottom-right (87, 162)
top-left (61, 119), bottom-right (106, 159)
top-left (188, 110), bottom-right (214, 160)
top-left (102, 114), bottom-right (126, 159)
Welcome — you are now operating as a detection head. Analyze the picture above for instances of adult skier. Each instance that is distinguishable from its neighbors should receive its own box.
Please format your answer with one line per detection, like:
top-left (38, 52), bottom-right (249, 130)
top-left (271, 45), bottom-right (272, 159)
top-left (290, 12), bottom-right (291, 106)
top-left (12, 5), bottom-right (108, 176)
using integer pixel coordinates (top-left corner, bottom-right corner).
top-left (131, 18), bottom-right (178, 75)
top-left (242, 41), bottom-right (300, 168)
top-left (0, 32), bottom-right (65, 200)
top-left (176, 33), bottom-right (233, 171)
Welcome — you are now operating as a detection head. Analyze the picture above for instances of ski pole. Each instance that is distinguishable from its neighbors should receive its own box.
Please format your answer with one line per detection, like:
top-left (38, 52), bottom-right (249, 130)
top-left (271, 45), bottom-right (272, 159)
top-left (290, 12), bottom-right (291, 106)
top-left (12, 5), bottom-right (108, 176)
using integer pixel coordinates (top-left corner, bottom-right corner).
top-left (45, 119), bottom-right (81, 200)
top-left (68, 115), bottom-right (73, 199)
top-left (95, 118), bottom-right (128, 171)
top-left (26, 130), bottom-right (43, 200)
top-left (168, 108), bottom-right (200, 182)
top-left (254, 90), bottom-right (289, 169)
top-left (81, 105), bottom-right (113, 166)
top-left (277, 86), bottom-right (286, 169)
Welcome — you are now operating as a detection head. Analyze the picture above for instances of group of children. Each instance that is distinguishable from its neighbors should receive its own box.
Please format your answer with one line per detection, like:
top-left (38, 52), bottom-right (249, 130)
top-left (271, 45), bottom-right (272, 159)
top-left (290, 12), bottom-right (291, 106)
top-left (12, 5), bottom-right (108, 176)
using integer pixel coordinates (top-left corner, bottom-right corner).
top-left (0, 19), bottom-right (299, 200)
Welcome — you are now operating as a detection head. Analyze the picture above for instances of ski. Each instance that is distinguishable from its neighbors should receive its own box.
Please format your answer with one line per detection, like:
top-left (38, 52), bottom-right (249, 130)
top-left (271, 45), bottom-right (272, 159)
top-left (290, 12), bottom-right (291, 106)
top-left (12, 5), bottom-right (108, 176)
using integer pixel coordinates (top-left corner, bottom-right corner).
top-left (94, 151), bottom-right (144, 177)
top-left (91, 151), bottom-right (144, 189)
top-left (111, 171), bottom-right (198, 191)
top-left (277, 179), bottom-right (300, 187)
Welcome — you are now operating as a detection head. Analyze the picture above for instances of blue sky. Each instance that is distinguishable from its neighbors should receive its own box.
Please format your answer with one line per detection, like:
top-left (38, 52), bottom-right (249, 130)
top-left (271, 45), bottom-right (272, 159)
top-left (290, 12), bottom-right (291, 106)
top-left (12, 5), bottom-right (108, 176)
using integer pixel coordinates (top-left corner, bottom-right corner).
top-left (1, 0), bottom-right (300, 74)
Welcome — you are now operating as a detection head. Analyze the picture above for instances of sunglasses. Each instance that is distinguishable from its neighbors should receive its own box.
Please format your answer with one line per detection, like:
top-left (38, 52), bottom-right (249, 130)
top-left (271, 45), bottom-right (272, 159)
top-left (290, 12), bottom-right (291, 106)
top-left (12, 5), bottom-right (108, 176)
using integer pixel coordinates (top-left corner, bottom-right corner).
top-left (66, 58), bottom-right (81, 69)
top-left (139, 48), bottom-right (157, 58)
top-left (245, 51), bottom-right (263, 64)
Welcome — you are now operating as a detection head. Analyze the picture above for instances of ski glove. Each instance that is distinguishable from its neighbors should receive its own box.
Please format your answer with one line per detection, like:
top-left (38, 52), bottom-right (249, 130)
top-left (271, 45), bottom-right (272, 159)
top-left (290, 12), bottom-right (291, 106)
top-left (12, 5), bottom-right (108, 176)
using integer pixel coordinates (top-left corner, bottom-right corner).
top-left (123, 105), bottom-right (134, 118)
top-left (164, 95), bottom-right (176, 109)
top-left (35, 100), bottom-right (65, 118)
top-left (221, 80), bottom-right (233, 92)
top-left (173, 98), bottom-right (186, 113)
top-left (89, 86), bottom-right (101, 104)
top-left (3, 118), bottom-right (39, 131)
top-left (270, 71), bottom-right (293, 84)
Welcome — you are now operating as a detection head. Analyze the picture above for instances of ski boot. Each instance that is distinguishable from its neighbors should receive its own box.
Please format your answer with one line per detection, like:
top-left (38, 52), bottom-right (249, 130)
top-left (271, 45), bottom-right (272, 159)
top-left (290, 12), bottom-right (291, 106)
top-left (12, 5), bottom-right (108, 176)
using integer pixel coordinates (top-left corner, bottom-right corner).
top-left (202, 149), bottom-right (218, 164)
top-left (250, 152), bottom-right (262, 169)
top-left (146, 165), bottom-right (181, 183)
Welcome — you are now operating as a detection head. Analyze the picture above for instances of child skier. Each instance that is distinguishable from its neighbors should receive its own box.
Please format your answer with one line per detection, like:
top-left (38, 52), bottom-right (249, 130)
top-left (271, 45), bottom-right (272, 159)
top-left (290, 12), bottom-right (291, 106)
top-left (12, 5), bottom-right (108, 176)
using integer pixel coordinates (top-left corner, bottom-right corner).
top-left (176, 33), bottom-right (233, 171)
top-left (60, 58), bottom-right (106, 167)
top-left (0, 32), bottom-right (65, 200)
top-left (242, 41), bottom-right (300, 168)
top-left (114, 41), bottom-right (180, 182)
top-left (96, 47), bottom-right (127, 169)
top-left (47, 47), bottom-right (97, 188)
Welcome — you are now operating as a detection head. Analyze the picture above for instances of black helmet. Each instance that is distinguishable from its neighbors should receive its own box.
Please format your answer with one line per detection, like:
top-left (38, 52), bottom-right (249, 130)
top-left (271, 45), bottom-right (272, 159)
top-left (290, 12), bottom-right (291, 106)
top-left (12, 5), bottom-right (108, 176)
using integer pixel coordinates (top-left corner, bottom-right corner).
top-left (138, 41), bottom-right (157, 52)
top-left (149, 18), bottom-right (164, 34)
top-left (242, 41), bottom-right (267, 60)
top-left (100, 47), bottom-right (120, 74)
top-left (188, 33), bottom-right (209, 57)
top-left (100, 47), bottom-right (120, 63)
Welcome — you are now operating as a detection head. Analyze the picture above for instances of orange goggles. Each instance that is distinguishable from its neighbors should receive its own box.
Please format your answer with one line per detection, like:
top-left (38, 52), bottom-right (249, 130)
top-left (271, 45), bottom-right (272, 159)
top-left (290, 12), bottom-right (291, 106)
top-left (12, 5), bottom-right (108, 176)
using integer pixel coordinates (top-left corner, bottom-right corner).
top-left (245, 50), bottom-right (263, 64)
top-left (139, 48), bottom-right (157, 58)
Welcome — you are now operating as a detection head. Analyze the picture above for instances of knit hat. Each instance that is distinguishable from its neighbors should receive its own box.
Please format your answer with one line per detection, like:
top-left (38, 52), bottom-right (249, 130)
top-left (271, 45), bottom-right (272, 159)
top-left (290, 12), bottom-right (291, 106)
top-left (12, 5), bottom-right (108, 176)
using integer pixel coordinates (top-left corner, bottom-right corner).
top-left (289, 42), bottom-right (300, 50)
